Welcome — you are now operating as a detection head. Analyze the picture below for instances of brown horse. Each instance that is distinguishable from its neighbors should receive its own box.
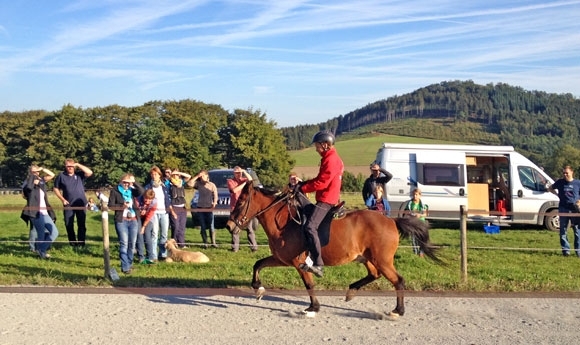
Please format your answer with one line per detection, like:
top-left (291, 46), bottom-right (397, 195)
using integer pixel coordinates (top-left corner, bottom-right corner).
top-left (226, 183), bottom-right (442, 318)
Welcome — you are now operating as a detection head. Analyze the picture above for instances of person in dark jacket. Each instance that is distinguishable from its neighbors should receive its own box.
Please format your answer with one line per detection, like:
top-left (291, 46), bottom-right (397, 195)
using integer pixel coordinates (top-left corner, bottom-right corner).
top-left (108, 173), bottom-right (145, 274)
top-left (362, 162), bottom-right (393, 207)
top-left (21, 165), bottom-right (58, 259)
top-left (294, 131), bottom-right (344, 278)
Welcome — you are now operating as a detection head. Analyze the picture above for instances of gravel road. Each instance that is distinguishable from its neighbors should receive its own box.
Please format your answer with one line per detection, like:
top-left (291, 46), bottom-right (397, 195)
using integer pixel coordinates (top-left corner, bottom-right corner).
top-left (1, 287), bottom-right (578, 345)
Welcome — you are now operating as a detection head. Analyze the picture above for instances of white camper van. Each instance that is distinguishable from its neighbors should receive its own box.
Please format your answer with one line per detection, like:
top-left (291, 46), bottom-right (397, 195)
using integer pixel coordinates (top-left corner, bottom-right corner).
top-left (375, 143), bottom-right (559, 230)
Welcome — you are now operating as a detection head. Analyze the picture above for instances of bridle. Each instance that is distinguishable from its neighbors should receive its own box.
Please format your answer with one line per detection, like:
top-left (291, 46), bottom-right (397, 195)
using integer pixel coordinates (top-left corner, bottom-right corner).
top-left (232, 189), bottom-right (294, 228)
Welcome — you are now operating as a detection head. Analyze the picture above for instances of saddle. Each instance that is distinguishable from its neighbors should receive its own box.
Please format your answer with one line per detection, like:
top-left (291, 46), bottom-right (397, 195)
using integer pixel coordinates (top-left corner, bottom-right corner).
top-left (293, 194), bottom-right (346, 247)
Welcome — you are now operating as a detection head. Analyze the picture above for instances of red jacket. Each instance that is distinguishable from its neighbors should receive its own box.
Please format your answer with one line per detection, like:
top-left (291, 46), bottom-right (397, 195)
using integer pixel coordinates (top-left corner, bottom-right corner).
top-left (301, 147), bottom-right (344, 205)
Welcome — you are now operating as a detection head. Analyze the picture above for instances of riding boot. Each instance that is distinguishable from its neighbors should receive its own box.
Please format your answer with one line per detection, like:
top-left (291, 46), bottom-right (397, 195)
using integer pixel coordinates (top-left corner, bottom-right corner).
top-left (210, 230), bottom-right (218, 248)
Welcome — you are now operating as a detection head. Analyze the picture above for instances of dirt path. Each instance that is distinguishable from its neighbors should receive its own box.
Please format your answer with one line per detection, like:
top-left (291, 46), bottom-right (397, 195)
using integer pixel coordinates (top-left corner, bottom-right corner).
top-left (1, 287), bottom-right (578, 345)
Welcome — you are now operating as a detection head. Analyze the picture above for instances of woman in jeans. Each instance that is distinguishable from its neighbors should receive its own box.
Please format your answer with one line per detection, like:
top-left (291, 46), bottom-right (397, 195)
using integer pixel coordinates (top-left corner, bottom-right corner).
top-left (108, 173), bottom-right (144, 274)
top-left (21, 164), bottom-right (58, 259)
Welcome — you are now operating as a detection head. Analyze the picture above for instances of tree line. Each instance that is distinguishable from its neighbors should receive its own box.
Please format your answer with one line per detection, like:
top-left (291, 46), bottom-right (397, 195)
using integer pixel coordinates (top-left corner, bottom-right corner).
top-left (281, 80), bottom-right (580, 178)
top-left (0, 100), bottom-right (293, 189)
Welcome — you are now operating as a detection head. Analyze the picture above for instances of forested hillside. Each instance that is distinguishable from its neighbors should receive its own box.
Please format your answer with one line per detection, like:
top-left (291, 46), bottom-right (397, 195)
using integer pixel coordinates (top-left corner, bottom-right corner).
top-left (281, 80), bottom-right (580, 178)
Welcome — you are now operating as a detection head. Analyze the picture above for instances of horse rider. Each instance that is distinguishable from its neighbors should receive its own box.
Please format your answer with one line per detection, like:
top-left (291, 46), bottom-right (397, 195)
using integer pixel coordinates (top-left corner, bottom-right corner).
top-left (292, 130), bottom-right (344, 277)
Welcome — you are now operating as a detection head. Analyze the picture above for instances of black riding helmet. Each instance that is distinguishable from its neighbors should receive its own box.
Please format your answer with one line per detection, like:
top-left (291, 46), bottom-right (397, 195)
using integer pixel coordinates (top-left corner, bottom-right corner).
top-left (311, 131), bottom-right (335, 145)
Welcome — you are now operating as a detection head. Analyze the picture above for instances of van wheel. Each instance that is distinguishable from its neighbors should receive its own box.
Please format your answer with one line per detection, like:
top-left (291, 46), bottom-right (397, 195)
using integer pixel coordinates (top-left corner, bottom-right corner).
top-left (544, 212), bottom-right (559, 232)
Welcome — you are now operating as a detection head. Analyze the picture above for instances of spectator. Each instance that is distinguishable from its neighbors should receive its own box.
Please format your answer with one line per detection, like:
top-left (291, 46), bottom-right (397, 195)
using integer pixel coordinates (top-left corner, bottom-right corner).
top-left (162, 167), bottom-right (172, 188)
top-left (403, 188), bottom-right (428, 257)
top-left (227, 166), bottom-right (258, 252)
top-left (189, 170), bottom-right (218, 248)
top-left (547, 165), bottom-right (580, 257)
top-left (53, 159), bottom-right (93, 248)
top-left (21, 165), bottom-right (58, 259)
top-left (169, 169), bottom-right (191, 248)
top-left (365, 184), bottom-right (390, 216)
top-left (86, 197), bottom-right (98, 212)
top-left (162, 167), bottom-right (174, 238)
top-left (107, 173), bottom-right (144, 274)
top-left (294, 131), bottom-right (344, 278)
top-left (144, 166), bottom-right (172, 261)
top-left (362, 162), bottom-right (393, 210)
top-left (137, 189), bottom-right (157, 264)
top-left (287, 172), bottom-right (302, 190)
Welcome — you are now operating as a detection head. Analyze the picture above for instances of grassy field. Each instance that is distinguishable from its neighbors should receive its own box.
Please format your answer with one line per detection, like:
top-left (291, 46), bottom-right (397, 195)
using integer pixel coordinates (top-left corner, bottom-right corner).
top-left (1, 191), bottom-right (578, 292)
top-left (1, 135), bottom-right (576, 291)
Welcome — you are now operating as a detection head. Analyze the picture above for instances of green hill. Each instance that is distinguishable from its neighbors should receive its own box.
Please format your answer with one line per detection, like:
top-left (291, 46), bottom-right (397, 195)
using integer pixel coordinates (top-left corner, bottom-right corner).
top-left (290, 133), bottom-right (461, 167)
top-left (283, 80), bottom-right (580, 178)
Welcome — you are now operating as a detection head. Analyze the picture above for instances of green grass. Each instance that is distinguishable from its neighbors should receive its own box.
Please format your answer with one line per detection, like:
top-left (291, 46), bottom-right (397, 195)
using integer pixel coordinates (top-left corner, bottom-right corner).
top-left (1, 193), bottom-right (579, 292)
top-left (290, 133), bottom-right (463, 167)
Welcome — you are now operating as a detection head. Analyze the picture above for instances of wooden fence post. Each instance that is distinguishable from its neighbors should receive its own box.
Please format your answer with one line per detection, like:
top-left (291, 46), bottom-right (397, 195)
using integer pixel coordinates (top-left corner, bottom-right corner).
top-left (98, 192), bottom-right (116, 281)
top-left (460, 205), bottom-right (468, 283)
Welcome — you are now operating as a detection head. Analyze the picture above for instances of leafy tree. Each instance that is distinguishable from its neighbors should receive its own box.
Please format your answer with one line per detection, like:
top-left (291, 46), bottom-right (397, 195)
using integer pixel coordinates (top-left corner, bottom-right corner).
top-left (220, 109), bottom-right (294, 188)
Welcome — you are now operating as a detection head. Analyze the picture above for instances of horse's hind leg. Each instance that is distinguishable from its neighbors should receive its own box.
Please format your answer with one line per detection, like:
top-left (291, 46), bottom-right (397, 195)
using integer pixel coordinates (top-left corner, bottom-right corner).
top-left (252, 256), bottom-right (284, 300)
top-left (346, 261), bottom-right (380, 302)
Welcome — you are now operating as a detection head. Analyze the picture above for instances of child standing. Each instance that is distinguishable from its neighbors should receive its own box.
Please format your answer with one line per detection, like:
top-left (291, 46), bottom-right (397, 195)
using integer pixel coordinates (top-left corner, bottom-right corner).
top-left (404, 188), bottom-right (428, 257)
top-left (365, 184), bottom-right (391, 216)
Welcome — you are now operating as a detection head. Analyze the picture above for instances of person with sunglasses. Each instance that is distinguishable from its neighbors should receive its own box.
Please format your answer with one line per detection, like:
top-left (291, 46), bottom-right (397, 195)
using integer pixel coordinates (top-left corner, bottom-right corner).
top-left (108, 173), bottom-right (144, 274)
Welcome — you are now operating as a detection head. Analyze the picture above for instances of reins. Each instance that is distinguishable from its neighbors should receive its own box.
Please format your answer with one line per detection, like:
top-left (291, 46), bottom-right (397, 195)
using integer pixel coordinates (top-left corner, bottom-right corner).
top-left (235, 189), bottom-right (295, 227)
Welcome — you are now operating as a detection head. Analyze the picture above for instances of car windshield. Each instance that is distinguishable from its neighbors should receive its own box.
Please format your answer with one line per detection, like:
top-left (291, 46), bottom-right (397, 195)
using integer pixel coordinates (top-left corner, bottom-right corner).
top-left (209, 171), bottom-right (235, 189)
top-left (208, 169), bottom-right (261, 189)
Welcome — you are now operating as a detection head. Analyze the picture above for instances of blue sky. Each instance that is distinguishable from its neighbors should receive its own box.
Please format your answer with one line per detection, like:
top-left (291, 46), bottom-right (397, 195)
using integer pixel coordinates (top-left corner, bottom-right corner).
top-left (1, 1), bottom-right (579, 128)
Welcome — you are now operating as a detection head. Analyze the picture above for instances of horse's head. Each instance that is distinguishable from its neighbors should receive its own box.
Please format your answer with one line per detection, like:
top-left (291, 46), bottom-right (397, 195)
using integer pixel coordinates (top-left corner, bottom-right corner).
top-left (226, 182), bottom-right (258, 235)
top-left (226, 182), bottom-right (286, 235)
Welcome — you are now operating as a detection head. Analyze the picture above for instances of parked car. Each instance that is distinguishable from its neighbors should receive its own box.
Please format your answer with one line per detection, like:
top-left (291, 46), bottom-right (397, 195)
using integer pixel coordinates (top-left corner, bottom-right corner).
top-left (190, 168), bottom-right (261, 227)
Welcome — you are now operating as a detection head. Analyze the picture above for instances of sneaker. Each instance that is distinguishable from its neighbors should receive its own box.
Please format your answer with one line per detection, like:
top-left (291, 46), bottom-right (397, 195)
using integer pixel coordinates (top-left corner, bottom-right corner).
top-left (140, 259), bottom-right (154, 265)
top-left (37, 251), bottom-right (51, 259)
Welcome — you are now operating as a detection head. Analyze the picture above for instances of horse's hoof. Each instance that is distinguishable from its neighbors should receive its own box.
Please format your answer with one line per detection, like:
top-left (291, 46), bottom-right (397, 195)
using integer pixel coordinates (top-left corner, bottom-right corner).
top-left (256, 286), bottom-right (265, 301)
top-left (345, 289), bottom-right (356, 302)
top-left (386, 311), bottom-right (400, 320)
top-left (301, 310), bottom-right (317, 318)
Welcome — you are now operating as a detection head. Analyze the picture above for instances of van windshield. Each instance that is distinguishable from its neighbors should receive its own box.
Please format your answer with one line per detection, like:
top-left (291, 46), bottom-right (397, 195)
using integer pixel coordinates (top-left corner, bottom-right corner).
top-left (518, 166), bottom-right (549, 191)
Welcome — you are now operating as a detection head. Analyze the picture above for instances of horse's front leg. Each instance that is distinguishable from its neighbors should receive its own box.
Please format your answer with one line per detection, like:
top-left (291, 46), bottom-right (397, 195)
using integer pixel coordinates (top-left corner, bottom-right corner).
top-left (252, 256), bottom-right (284, 300)
top-left (295, 267), bottom-right (320, 317)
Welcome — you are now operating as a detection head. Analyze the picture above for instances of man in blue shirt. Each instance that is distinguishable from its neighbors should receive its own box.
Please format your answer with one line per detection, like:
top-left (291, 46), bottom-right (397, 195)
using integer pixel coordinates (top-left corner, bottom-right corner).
top-left (53, 159), bottom-right (93, 248)
top-left (548, 165), bottom-right (580, 257)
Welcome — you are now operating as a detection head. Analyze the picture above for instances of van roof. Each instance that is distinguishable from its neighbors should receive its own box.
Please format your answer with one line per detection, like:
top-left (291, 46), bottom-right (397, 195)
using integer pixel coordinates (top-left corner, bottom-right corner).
top-left (380, 143), bottom-right (515, 153)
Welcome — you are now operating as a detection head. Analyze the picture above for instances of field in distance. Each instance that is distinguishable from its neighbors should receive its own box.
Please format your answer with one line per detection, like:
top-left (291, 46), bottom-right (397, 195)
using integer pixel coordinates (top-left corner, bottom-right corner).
top-left (290, 134), bottom-right (461, 178)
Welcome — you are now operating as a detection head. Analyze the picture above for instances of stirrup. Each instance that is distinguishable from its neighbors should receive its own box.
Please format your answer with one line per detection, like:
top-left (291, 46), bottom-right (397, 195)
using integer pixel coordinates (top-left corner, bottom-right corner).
top-left (333, 201), bottom-right (346, 219)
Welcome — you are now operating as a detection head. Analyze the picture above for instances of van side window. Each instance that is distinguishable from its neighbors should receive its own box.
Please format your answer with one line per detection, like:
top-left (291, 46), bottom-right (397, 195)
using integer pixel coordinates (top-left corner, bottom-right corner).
top-left (417, 163), bottom-right (465, 186)
top-left (517, 166), bottom-right (548, 191)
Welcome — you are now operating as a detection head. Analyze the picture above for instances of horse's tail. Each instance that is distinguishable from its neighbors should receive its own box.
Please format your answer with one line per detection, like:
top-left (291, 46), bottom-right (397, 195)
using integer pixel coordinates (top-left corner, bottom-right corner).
top-left (394, 217), bottom-right (445, 265)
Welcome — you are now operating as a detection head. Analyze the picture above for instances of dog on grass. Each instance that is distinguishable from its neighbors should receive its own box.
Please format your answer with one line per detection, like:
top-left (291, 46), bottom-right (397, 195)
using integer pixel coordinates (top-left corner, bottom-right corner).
top-left (164, 239), bottom-right (210, 263)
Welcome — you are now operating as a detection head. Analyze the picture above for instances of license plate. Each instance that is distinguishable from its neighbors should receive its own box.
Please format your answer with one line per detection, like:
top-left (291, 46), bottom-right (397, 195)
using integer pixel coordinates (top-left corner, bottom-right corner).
top-left (214, 209), bottom-right (230, 216)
